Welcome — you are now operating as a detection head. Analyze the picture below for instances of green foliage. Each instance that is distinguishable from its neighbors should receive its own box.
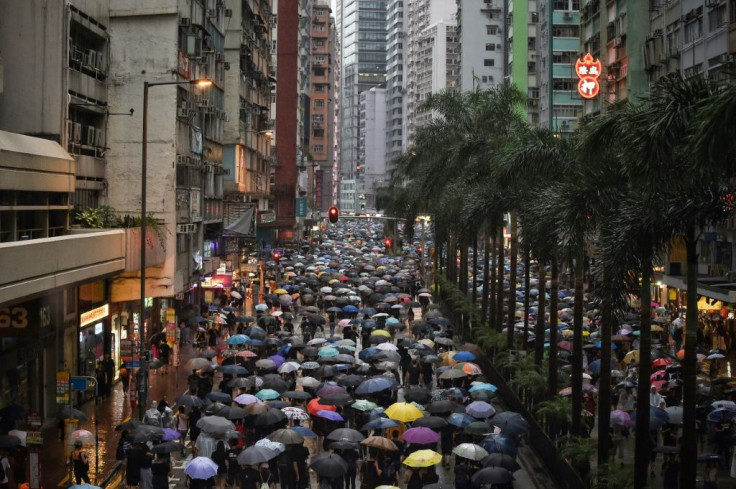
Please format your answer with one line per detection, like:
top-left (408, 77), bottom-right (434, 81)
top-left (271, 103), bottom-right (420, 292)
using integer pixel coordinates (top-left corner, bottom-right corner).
top-left (73, 205), bottom-right (118, 228)
top-left (587, 461), bottom-right (635, 489)
top-left (558, 435), bottom-right (597, 478)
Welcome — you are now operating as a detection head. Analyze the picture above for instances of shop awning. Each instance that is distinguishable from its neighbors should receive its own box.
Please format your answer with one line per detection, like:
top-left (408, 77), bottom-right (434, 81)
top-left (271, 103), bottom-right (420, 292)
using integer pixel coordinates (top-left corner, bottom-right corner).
top-left (224, 207), bottom-right (255, 237)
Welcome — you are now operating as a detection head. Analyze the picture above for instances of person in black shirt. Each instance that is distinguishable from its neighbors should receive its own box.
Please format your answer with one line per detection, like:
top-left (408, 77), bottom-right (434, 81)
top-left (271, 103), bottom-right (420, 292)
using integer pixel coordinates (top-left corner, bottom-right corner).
top-left (211, 441), bottom-right (228, 489)
top-left (238, 466), bottom-right (261, 489)
top-left (405, 359), bottom-right (422, 388)
top-left (276, 449), bottom-right (297, 489)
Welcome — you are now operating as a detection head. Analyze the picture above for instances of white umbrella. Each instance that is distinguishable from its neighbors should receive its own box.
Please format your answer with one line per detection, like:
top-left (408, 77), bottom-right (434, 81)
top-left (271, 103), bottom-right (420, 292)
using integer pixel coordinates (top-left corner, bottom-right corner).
top-left (452, 443), bottom-right (489, 461)
top-left (376, 343), bottom-right (399, 351)
top-left (230, 290), bottom-right (242, 299)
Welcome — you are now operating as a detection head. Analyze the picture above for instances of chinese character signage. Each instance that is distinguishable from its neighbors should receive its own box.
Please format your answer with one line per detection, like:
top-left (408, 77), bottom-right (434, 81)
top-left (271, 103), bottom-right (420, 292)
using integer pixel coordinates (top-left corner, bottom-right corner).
top-left (295, 198), bottom-right (307, 217)
top-left (575, 53), bottom-right (602, 99)
top-left (56, 371), bottom-right (70, 404)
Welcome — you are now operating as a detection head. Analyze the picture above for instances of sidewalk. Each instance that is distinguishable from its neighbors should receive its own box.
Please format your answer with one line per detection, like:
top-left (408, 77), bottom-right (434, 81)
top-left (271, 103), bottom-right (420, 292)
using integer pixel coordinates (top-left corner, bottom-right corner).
top-left (42, 344), bottom-right (196, 488)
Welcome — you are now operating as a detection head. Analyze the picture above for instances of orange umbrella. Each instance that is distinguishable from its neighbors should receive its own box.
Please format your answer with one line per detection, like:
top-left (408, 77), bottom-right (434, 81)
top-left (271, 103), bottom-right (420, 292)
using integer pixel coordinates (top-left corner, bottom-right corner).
top-left (307, 398), bottom-right (336, 415)
top-left (676, 349), bottom-right (685, 359)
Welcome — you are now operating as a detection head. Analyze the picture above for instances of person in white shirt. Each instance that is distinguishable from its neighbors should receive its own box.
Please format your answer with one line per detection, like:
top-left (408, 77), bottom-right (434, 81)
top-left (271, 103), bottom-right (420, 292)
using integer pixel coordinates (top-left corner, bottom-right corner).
top-left (650, 385), bottom-right (663, 407)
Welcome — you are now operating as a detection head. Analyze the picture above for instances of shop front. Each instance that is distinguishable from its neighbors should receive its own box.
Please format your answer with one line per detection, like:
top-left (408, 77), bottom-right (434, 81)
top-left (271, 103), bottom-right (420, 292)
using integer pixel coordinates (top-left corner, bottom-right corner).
top-left (78, 303), bottom-right (109, 378)
top-left (201, 269), bottom-right (233, 307)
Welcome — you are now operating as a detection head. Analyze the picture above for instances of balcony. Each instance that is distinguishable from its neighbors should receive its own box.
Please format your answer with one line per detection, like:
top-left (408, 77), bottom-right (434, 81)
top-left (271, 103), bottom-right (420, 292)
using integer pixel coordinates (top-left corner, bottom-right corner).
top-left (68, 69), bottom-right (107, 105)
top-left (0, 230), bottom-right (127, 304)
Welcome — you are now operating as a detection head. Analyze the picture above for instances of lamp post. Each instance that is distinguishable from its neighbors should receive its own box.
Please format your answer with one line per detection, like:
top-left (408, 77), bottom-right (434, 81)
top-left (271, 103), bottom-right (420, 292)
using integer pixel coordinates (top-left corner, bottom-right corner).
top-left (139, 78), bottom-right (212, 419)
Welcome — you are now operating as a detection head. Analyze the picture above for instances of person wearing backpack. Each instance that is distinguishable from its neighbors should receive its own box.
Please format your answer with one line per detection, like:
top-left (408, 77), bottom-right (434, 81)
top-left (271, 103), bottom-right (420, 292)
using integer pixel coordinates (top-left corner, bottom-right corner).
top-left (0, 451), bottom-right (11, 489)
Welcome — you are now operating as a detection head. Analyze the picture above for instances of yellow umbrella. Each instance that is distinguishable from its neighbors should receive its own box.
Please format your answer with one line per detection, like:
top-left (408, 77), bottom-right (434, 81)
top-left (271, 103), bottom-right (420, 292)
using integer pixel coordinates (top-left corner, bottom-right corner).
top-left (651, 325), bottom-right (664, 332)
top-left (371, 329), bottom-right (391, 337)
top-left (582, 331), bottom-right (590, 337)
top-left (439, 351), bottom-right (458, 366)
top-left (274, 289), bottom-right (288, 295)
top-left (562, 330), bottom-right (574, 338)
top-left (385, 402), bottom-right (424, 423)
top-left (418, 339), bottom-right (435, 348)
top-left (402, 449), bottom-right (442, 467)
top-left (623, 350), bottom-right (640, 364)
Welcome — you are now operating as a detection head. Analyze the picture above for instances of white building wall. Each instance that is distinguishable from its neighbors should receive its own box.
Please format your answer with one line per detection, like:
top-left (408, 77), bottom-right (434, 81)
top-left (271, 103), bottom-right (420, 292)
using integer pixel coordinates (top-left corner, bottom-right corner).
top-left (458, 0), bottom-right (504, 92)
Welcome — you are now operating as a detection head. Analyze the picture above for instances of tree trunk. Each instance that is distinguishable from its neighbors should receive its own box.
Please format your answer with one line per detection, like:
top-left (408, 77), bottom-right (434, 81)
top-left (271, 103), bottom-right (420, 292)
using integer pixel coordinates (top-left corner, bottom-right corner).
top-left (523, 245), bottom-right (531, 346)
top-left (571, 252), bottom-right (584, 437)
top-left (459, 236), bottom-right (468, 293)
top-left (446, 236), bottom-right (455, 284)
top-left (597, 298), bottom-right (614, 469)
top-left (482, 234), bottom-right (491, 324)
top-left (495, 227), bottom-right (505, 332)
top-left (534, 262), bottom-right (547, 366)
top-left (506, 212), bottom-right (518, 349)
top-left (548, 258), bottom-right (559, 396)
top-left (634, 263), bottom-right (653, 489)
top-left (680, 228), bottom-right (698, 488)
top-left (489, 236), bottom-right (497, 331)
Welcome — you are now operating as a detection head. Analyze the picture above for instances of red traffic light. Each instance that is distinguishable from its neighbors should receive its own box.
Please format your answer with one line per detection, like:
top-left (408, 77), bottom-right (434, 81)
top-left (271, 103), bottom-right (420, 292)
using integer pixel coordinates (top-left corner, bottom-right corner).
top-left (417, 245), bottom-right (424, 254)
top-left (272, 251), bottom-right (281, 262)
top-left (383, 238), bottom-right (392, 249)
top-left (328, 206), bottom-right (339, 223)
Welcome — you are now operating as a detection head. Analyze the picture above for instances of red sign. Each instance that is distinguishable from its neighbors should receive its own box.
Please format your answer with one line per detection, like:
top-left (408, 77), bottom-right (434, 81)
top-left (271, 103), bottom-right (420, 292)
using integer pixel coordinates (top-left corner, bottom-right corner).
top-left (25, 411), bottom-right (43, 430)
top-left (575, 53), bottom-right (602, 99)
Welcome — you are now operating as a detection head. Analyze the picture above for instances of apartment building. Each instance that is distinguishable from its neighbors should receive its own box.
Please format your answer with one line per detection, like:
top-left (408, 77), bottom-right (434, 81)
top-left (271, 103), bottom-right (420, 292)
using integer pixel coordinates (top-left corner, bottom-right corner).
top-left (457, 0), bottom-right (505, 91)
top-left (385, 0), bottom-right (407, 168)
top-left (358, 87), bottom-right (388, 212)
top-left (222, 0), bottom-right (274, 248)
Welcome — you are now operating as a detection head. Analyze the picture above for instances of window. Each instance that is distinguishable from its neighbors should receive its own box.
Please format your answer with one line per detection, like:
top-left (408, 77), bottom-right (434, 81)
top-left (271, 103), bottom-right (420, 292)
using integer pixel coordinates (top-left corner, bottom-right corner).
top-left (314, 39), bottom-right (326, 46)
top-left (552, 25), bottom-right (580, 37)
top-left (313, 128), bottom-right (325, 138)
top-left (313, 114), bottom-right (324, 122)
top-left (531, 11), bottom-right (539, 23)
top-left (709, 5), bottom-right (726, 31)
top-left (484, 59), bottom-right (495, 67)
top-left (684, 18), bottom-right (703, 43)
top-left (314, 99), bottom-right (325, 107)
top-left (313, 145), bottom-right (324, 152)
top-left (485, 43), bottom-right (496, 51)
top-left (315, 85), bottom-right (325, 92)
top-left (481, 76), bottom-right (488, 83)
top-left (486, 25), bottom-right (499, 35)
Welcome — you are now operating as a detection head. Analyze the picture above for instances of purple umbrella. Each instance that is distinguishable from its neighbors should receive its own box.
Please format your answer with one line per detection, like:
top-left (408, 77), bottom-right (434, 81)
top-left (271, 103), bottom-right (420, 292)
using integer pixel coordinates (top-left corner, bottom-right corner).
top-left (162, 428), bottom-right (182, 441)
top-left (466, 401), bottom-right (495, 419)
top-left (268, 355), bottom-right (286, 368)
top-left (401, 427), bottom-right (440, 445)
top-left (317, 410), bottom-right (344, 421)
top-left (316, 384), bottom-right (348, 397)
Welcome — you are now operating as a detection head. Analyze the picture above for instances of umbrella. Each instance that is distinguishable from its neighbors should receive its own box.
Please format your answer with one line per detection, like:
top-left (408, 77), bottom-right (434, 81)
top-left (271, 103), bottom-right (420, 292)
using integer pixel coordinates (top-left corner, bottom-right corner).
top-left (245, 403), bottom-right (270, 415)
top-left (448, 412), bottom-right (475, 428)
top-left (428, 400), bottom-right (458, 415)
top-left (291, 426), bottom-right (317, 438)
top-left (255, 389), bottom-right (281, 401)
top-left (360, 435), bottom-right (398, 451)
top-left (316, 385), bottom-right (348, 397)
top-left (177, 394), bottom-right (206, 408)
top-left (482, 453), bottom-right (521, 471)
top-left (196, 416), bottom-right (235, 434)
top-left (115, 420), bottom-right (143, 431)
top-left (351, 400), bottom-right (379, 411)
top-left (129, 426), bottom-right (164, 443)
top-left (281, 407), bottom-right (310, 421)
top-left (464, 421), bottom-right (493, 436)
top-left (453, 443), bottom-right (489, 461)
top-left (233, 394), bottom-right (260, 405)
top-left (151, 441), bottom-right (185, 454)
top-left (317, 410), bottom-right (344, 421)
top-left (713, 400), bottom-right (736, 411)
top-left (466, 401), bottom-right (496, 419)
top-left (385, 402), bottom-right (424, 423)
top-left (269, 428), bottom-right (305, 445)
top-left (0, 435), bottom-right (22, 448)
top-left (320, 393), bottom-right (354, 406)
top-left (57, 407), bottom-right (88, 421)
top-left (412, 416), bottom-right (449, 429)
top-left (469, 383), bottom-right (498, 393)
top-left (361, 417), bottom-right (401, 431)
top-left (356, 377), bottom-right (396, 395)
top-left (326, 428), bottom-right (365, 443)
top-left (401, 427), bottom-right (440, 444)
top-left (282, 391), bottom-right (312, 401)
top-left (161, 428), bottom-right (183, 441)
top-left (310, 452), bottom-right (349, 477)
top-left (70, 429), bottom-right (95, 445)
top-left (207, 392), bottom-right (233, 403)
top-left (481, 434), bottom-right (518, 457)
top-left (307, 398), bottom-right (337, 415)
top-left (254, 408), bottom-right (288, 427)
top-left (610, 410), bottom-right (631, 428)
top-left (453, 351), bottom-right (476, 362)
top-left (403, 388), bottom-right (432, 405)
top-left (664, 406), bottom-right (684, 425)
top-left (439, 369), bottom-right (466, 380)
top-left (653, 445), bottom-right (680, 454)
top-left (471, 467), bottom-right (515, 485)
top-left (237, 445), bottom-right (279, 465)
top-left (185, 456), bottom-right (219, 479)
top-left (490, 411), bottom-right (529, 438)
top-left (187, 358), bottom-right (215, 371)
top-left (402, 449), bottom-right (442, 467)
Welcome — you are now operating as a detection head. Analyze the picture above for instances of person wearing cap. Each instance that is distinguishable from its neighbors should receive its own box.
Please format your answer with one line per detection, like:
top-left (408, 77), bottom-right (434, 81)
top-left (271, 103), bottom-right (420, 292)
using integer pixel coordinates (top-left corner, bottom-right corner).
top-left (71, 441), bottom-right (90, 484)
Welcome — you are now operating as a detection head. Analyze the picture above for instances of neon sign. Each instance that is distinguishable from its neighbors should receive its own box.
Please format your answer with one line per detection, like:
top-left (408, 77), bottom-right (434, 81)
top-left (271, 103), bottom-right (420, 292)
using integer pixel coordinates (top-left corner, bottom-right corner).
top-left (575, 53), bottom-right (602, 99)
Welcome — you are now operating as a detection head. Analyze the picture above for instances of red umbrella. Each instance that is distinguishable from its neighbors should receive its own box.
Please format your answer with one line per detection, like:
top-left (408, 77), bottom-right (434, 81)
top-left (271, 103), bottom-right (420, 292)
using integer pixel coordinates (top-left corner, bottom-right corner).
top-left (652, 358), bottom-right (672, 367)
top-left (307, 398), bottom-right (336, 415)
top-left (557, 341), bottom-right (573, 351)
top-left (650, 370), bottom-right (666, 381)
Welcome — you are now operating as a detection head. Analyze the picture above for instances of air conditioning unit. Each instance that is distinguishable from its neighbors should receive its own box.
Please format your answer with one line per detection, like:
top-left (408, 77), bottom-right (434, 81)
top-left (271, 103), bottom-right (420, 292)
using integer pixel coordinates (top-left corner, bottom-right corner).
top-left (177, 107), bottom-right (191, 118)
top-left (216, 53), bottom-right (225, 62)
top-left (96, 51), bottom-right (104, 71)
top-left (180, 17), bottom-right (191, 26)
top-left (73, 123), bottom-right (82, 143)
top-left (86, 126), bottom-right (96, 146)
top-left (86, 49), bottom-right (97, 67)
top-left (718, 53), bottom-right (730, 63)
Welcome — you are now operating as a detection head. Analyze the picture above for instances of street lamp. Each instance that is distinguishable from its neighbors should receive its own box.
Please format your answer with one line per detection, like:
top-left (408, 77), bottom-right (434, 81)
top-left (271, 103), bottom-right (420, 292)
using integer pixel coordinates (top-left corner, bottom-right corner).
top-left (139, 77), bottom-right (212, 419)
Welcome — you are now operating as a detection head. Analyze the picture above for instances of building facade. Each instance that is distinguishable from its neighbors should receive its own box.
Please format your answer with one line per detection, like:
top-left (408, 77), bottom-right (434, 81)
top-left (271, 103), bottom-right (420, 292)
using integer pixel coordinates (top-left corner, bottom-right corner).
top-left (358, 87), bottom-right (388, 212)
top-left (457, 0), bottom-right (505, 92)
top-left (385, 0), bottom-right (408, 169)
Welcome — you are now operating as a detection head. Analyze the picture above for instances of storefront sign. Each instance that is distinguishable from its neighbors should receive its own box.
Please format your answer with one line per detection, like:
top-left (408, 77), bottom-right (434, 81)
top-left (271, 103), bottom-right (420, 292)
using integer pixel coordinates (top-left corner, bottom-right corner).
top-left (80, 304), bottom-right (109, 327)
top-left (25, 411), bottom-right (43, 429)
top-left (575, 53), bottom-right (602, 99)
top-left (295, 197), bottom-right (307, 217)
top-left (166, 323), bottom-right (176, 344)
top-left (120, 340), bottom-right (133, 362)
top-left (56, 371), bottom-right (70, 404)
top-left (26, 431), bottom-right (42, 445)
top-left (0, 295), bottom-right (56, 337)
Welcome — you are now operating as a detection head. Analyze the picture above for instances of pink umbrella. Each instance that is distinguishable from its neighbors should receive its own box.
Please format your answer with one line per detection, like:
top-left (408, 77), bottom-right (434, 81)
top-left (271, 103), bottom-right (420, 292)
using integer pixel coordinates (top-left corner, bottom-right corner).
top-left (610, 410), bottom-right (631, 428)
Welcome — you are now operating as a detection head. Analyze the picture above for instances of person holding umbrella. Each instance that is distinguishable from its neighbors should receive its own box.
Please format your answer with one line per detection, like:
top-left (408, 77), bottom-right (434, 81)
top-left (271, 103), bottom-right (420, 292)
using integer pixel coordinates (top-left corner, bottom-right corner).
top-left (70, 441), bottom-right (91, 485)
top-left (151, 454), bottom-right (171, 489)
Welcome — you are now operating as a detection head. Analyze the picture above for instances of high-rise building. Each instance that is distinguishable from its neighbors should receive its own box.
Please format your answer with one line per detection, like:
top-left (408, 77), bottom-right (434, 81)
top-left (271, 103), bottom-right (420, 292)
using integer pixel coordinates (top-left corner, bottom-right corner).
top-left (358, 87), bottom-right (387, 212)
top-left (406, 0), bottom-right (459, 140)
top-left (309, 1), bottom-right (335, 214)
top-left (222, 0), bottom-right (274, 247)
top-left (537, 0), bottom-right (582, 133)
top-left (457, 0), bottom-right (505, 92)
top-left (336, 0), bottom-right (388, 201)
top-left (385, 0), bottom-right (408, 169)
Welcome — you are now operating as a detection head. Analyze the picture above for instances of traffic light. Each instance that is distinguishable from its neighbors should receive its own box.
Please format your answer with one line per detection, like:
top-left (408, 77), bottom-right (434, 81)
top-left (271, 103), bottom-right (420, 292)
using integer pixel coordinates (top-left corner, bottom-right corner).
top-left (328, 206), bottom-right (339, 223)
top-left (417, 245), bottom-right (424, 255)
top-left (272, 250), bottom-right (281, 264)
top-left (383, 238), bottom-right (392, 253)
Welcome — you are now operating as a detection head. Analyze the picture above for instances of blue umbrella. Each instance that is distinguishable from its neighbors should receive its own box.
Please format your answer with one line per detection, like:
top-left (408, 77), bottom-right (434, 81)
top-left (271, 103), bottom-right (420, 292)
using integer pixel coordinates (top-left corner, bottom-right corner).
top-left (361, 417), bottom-right (400, 431)
top-left (360, 308), bottom-right (377, 315)
top-left (386, 317), bottom-right (400, 325)
top-left (466, 401), bottom-right (496, 419)
top-left (593, 340), bottom-right (617, 350)
top-left (447, 412), bottom-right (475, 428)
top-left (318, 347), bottom-right (339, 357)
top-left (587, 359), bottom-right (618, 374)
top-left (209, 305), bottom-right (220, 312)
top-left (206, 392), bottom-right (232, 403)
top-left (255, 304), bottom-right (269, 311)
top-left (219, 365), bottom-right (249, 376)
top-left (707, 408), bottom-right (736, 422)
top-left (469, 383), bottom-right (498, 393)
top-left (277, 344), bottom-right (292, 356)
top-left (222, 306), bottom-right (236, 312)
top-left (355, 376), bottom-right (396, 395)
top-left (343, 305), bottom-right (359, 313)
top-left (454, 351), bottom-right (477, 362)
top-left (358, 348), bottom-right (381, 362)
top-left (227, 334), bottom-right (250, 345)
top-left (481, 434), bottom-right (518, 457)
top-left (185, 456), bottom-right (219, 479)
top-left (291, 426), bottom-right (317, 438)
top-left (256, 389), bottom-right (281, 401)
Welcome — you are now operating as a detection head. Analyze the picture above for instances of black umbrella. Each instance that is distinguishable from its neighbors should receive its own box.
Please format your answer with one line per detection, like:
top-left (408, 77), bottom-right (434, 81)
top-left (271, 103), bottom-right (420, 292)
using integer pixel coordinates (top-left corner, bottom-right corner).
top-left (151, 441), bottom-right (185, 454)
top-left (337, 374), bottom-right (365, 388)
top-left (412, 416), bottom-right (449, 429)
top-left (428, 400), bottom-right (458, 415)
top-left (130, 426), bottom-right (164, 443)
top-left (237, 445), bottom-right (279, 465)
top-left (309, 452), bottom-right (349, 477)
top-left (176, 394), bottom-right (207, 408)
top-left (464, 421), bottom-right (492, 435)
top-left (57, 407), bottom-right (88, 421)
top-left (254, 408), bottom-right (287, 427)
top-left (283, 390), bottom-right (312, 400)
top-left (471, 467), bottom-right (515, 485)
top-left (115, 420), bottom-right (143, 431)
top-left (262, 377), bottom-right (289, 394)
top-left (328, 441), bottom-right (359, 450)
top-left (482, 453), bottom-right (521, 471)
top-left (269, 428), bottom-right (305, 445)
top-left (404, 387), bottom-right (432, 405)
top-left (320, 393), bottom-right (354, 406)
top-left (326, 428), bottom-right (365, 443)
